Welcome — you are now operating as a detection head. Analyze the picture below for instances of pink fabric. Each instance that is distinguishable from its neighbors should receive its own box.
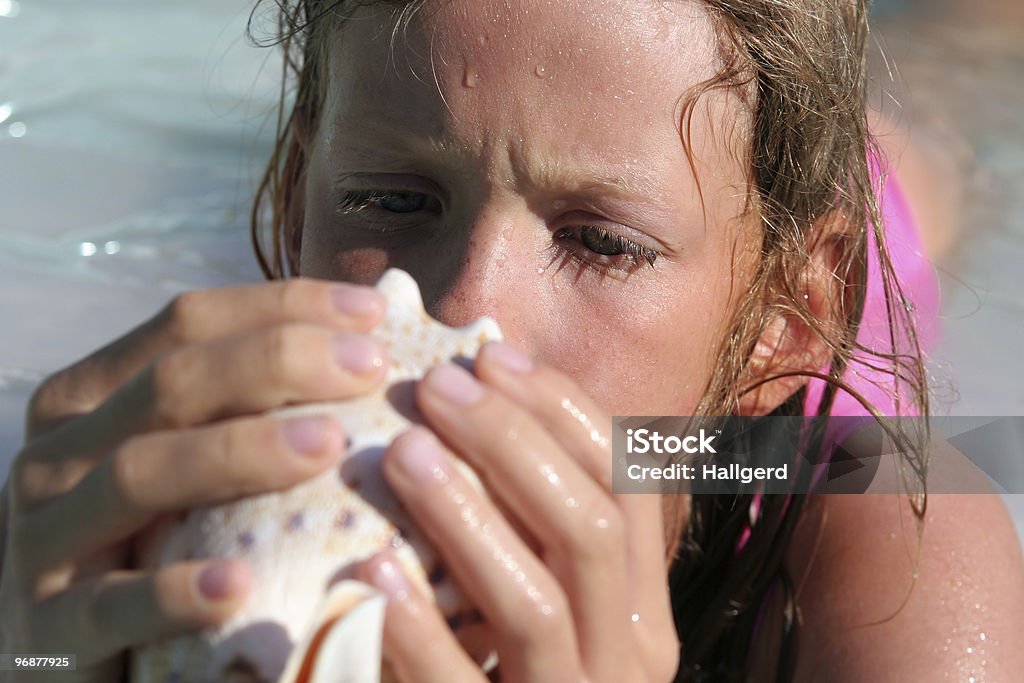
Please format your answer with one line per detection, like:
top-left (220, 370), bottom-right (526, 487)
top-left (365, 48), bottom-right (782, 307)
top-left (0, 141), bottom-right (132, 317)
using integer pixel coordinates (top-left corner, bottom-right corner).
top-left (804, 163), bottom-right (940, 418)
top-left (734, 164), bottom-right (941, 552)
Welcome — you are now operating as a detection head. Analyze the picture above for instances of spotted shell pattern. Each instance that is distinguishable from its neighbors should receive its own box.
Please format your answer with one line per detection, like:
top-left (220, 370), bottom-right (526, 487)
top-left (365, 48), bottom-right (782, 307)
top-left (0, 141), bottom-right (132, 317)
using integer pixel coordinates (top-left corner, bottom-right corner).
top-left (130, 269), bottom-right (503, 683)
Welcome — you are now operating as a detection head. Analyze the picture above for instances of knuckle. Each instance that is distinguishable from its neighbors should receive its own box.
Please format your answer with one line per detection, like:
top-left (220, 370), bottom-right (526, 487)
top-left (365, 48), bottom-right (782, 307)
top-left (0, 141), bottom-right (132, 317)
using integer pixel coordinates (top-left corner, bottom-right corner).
top-left (26, 375), bottom-right (61, 425)
top-left (563, 496), bottom-right (625, 557)
top-left (205, 422), bottom-right (263, 494)
top-left (7, 453), bottom-right (60, 509)
top-left (24, 370), bottom-right (91, 436)
top-left (108, 438), bottom-right (150, 512)
top-left (211, 423), bottom-right (244, 474)
top-left (509, 590), bottom-right (570, 645)
top-left (161, 290), bottom-right (206, 344)
top-left (275, 277), bottom-right (318, 313)
top-left (147, 352), bottom-right (190, 427)
top-left (260, 325), bottom-right (316, 386)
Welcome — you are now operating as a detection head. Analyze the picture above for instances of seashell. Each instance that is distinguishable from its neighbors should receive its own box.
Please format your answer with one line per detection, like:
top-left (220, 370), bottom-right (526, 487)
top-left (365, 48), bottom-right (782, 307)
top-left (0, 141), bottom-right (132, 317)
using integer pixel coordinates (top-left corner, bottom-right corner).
top-left (131, 269), bottom-right (502, 683)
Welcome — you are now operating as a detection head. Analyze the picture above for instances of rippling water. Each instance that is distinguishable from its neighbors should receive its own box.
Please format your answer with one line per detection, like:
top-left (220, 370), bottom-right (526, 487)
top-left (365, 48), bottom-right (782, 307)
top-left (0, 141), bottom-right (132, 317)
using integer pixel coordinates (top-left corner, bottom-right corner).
top-left (0, 1), bottom-right (1021, 534)
top-left (0, 1), bottom-right (276, 453)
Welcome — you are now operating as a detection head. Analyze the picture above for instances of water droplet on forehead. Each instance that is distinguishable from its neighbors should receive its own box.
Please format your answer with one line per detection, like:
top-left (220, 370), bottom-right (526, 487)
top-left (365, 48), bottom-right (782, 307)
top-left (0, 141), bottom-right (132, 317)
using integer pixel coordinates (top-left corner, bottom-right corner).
top-left (534, 64), bottom-right (546, 78)
top-left (463, 70), bottom-right (481, 88)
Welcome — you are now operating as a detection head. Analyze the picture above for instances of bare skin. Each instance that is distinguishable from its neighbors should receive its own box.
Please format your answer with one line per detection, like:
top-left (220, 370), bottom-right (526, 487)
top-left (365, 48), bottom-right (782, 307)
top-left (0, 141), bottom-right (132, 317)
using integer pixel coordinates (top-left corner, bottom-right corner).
top-left (1, 1), bottom-right (1022, 682)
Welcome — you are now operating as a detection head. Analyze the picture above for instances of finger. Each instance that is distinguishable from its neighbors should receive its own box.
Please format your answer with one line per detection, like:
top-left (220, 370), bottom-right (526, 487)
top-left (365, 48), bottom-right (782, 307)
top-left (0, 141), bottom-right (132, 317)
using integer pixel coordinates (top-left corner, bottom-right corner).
top-left (17, 323), bottom-right (384, 497)
top-left (475, 343), bottom-right (676, 646)
top-left (383, 428), bottom-right (582, 683)
top-left (357, 552), bottom-right (486, 683)
top-left (415, 364), bottom-right (636, 679)
top-left (27, 278), bottom-right (386, 437)
top-left (36, 559), bottom-right (251, 667)
top-left (18, 414), bottom-right (343, 570)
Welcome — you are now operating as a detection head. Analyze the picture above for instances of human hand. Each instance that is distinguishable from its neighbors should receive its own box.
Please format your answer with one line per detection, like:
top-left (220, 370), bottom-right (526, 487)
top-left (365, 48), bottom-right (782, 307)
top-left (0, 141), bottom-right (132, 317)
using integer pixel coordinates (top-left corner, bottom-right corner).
top-left (0, 279), bottom-right (390, 682)
top-left (358, 342), bottom-right (681, 682)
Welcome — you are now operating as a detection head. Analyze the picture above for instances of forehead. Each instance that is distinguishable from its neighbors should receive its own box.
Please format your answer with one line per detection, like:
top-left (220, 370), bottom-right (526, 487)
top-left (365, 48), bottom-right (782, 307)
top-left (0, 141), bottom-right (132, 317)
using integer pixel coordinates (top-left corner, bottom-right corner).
top-left (321, 0), bottom-right (745, 215)
top-left (327, 1), bottom-right (720, 129)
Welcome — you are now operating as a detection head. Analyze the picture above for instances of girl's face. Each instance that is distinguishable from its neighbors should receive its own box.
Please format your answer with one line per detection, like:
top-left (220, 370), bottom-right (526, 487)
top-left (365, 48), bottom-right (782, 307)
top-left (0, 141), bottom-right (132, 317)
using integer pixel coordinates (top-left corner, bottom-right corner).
top-left (299, 0), bottom-right (759, 416)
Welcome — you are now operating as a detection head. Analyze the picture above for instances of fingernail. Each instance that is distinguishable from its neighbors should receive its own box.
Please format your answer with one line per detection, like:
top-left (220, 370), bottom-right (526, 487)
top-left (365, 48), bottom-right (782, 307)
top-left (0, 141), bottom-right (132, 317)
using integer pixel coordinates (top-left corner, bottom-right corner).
top-left (198, 560), bottom-right (245, 602)
top-left (330, 283), bottom-right (386, 318)
top-left (370, 555), bottom-right (411, 600)
top-left (484, 342), bottom-right (533, 374)
top-left (425, 363), bottom-right (484, 406)
top-left (394, 428), bottom-right (450, 484)
top-left (282, 416), bottom-right (336, 456)
top-left (333, 334), bottom-right (385, 375)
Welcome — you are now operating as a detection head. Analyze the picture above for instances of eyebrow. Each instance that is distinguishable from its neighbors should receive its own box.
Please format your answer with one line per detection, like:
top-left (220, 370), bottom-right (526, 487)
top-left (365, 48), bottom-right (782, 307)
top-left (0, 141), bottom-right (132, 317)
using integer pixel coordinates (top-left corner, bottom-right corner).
top-left (520, 155), bottom-right (664, 205)
top-left (333, 118), bottom-right (672, 214)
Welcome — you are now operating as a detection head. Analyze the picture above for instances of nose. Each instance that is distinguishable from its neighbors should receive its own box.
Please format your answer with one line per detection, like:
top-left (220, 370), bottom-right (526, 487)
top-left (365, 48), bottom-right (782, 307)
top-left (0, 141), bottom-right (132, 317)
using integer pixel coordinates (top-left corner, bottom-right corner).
top-left (407, 202), bottom-right (530, 336)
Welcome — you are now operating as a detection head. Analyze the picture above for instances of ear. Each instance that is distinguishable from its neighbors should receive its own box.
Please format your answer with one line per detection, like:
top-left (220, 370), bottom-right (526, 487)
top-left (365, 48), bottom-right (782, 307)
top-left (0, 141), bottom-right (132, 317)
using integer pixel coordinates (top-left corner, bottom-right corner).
top-left (737, 219), bottom-right (847, 416)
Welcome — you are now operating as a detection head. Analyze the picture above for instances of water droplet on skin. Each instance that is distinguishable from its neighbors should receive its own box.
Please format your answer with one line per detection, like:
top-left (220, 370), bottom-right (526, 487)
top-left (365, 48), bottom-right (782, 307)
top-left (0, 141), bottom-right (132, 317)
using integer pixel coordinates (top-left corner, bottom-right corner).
top-left (463, 70), bottom-right (481, 88)
top-left (534, 64), bottom-right (546, 78)
top-left (478, 35), bottom-right (487, 46)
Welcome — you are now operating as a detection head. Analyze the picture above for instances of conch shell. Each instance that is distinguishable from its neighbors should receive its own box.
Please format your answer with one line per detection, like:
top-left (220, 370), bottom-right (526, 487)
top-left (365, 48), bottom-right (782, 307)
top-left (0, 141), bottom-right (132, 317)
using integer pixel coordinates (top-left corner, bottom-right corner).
top-left (131, 269), bottom-right (502, 682)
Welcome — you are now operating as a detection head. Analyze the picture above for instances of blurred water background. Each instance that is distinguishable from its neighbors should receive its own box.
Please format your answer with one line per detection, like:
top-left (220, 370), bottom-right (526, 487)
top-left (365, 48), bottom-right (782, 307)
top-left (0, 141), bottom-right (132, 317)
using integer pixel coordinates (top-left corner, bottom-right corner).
top-left (0, 1), bottom-right (1021, 538)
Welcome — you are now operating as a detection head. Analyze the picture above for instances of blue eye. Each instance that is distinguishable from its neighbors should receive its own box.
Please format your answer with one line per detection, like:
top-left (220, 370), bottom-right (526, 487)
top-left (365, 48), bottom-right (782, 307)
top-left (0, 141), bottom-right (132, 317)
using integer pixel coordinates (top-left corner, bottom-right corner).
top-left (338, 189), bottom-right (439, 215)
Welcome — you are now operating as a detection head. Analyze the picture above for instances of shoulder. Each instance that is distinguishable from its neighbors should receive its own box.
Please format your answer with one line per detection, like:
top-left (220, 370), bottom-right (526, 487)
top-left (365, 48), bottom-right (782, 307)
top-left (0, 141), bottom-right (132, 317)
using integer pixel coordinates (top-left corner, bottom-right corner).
top-left (786, 493), bottom-right (1024, 682)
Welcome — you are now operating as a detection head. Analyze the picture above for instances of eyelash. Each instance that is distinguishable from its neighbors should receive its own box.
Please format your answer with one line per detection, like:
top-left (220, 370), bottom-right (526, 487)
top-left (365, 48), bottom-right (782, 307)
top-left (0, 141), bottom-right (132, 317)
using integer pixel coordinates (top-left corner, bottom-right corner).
top-left (553, 225), bottom-right (659, 271)
top-left (337, 189), bottom-right (659, 271)
top-left (337, 189), bottom-right (436, 216)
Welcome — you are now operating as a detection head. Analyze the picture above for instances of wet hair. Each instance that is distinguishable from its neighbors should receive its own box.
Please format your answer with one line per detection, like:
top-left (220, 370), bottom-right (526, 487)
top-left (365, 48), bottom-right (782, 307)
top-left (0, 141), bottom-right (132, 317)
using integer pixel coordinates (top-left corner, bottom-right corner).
top-left (249, 1), bottom-right (930, 680)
